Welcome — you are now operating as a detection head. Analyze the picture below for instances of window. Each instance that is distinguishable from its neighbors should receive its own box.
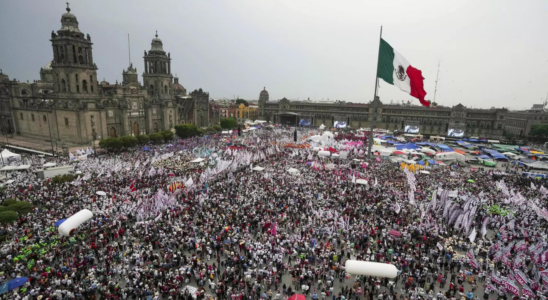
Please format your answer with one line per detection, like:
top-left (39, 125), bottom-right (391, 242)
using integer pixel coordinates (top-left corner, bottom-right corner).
top-left (31, 114), bottom-right (35, 122)
top-left (43, 115), bottom-right (47, 122)
top-left (20, 113), bottom-right (23, 120)
top-left (61, 79), bottom-right (67, 92)
top-left (76, 74), bottom-right (80, 92)
top-left (90, 75), bottom-right (94, 92)
top-left (65, 118), bottom-right (69, 126)
top-left (82, 80), bottom-right (88, 92)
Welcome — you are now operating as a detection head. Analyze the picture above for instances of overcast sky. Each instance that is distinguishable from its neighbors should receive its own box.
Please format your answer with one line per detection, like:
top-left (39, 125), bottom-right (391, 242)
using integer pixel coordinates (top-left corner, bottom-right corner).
top-left (1, 0), bottom-right (547, 109)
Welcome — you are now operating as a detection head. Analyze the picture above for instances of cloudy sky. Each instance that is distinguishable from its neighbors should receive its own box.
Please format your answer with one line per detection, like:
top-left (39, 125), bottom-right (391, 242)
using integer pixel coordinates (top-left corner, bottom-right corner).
top-left (1, 0), bottom-right (547, 109)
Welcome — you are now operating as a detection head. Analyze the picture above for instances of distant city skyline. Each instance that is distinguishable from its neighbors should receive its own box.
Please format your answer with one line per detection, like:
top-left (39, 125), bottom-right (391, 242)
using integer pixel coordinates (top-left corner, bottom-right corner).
top-left (1, 0), bottom-right (547, 110)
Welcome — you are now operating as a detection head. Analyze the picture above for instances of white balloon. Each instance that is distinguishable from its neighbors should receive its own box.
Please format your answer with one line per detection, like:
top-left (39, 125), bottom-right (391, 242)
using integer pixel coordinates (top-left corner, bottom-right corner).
top-left (58, 209), bottom-right (93, 237)
top-left (345, 260), bottom-right (398, 278)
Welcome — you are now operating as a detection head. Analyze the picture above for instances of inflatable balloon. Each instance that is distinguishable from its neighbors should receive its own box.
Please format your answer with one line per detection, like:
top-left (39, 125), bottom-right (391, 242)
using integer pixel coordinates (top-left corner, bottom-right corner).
top-left (318, 151), bottom-right (331, 157)
top-left (345, 260), bottom-right (398, 278)
top-left (58, 209), bottom-right (93, 237)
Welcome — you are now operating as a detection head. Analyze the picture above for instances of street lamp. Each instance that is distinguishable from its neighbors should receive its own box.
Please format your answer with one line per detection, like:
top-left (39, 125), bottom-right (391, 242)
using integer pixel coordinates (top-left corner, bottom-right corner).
top-left (91, 131), bottom-right (97, 158)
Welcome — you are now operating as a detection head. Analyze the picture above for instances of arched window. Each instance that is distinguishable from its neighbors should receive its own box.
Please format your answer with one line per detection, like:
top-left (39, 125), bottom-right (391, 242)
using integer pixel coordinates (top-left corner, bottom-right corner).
top-left (82, 80), bottom-right (88, 92)
top-left (149, 84), bottom-right (154, 96)
top-left (61, 79), bottom-right (67, 92)
top-left (76, 74), bottom-right (80, 93)
top-left (164, 85), bottom-right (168, 94)
top-left (90, 75), bottom-right (94, 92)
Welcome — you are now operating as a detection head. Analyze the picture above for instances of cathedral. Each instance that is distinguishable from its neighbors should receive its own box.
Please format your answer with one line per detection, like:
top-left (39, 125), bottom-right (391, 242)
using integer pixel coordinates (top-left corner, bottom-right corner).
top-left (0, 4), bottom-right (214, 147)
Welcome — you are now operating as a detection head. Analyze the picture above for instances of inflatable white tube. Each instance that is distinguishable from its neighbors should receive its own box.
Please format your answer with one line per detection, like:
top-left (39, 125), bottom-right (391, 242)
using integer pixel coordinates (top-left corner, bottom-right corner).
top-left (312, 147), bottom-right (320, 152)
top-left (318, 151), bottom-right (331, 157)
top-left (58, 209), bottom-right (93, 236)
top-left (345, 260), bottom-right (398, 278)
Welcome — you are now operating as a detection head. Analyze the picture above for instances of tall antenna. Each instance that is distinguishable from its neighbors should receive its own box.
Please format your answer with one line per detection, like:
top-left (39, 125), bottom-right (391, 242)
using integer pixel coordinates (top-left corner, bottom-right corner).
top-left (433, 61), bottom-right (441, 104)
top-left (127, 34), bottom-right (131, 66)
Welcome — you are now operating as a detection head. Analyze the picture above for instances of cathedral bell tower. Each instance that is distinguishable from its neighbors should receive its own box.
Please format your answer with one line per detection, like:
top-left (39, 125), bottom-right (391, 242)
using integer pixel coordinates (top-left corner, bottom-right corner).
top-left (50, 3), bottom-right (98, 95)
top-left (142, 32), bottom-right (173, 100)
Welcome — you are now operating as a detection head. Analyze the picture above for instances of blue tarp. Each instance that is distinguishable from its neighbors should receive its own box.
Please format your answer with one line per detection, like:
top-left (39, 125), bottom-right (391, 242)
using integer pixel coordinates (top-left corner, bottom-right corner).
top-left (483, 149), bottom-right (509, 161)
top-left (455, 141), bottom-right (467, 145)
top-left (427, 159), bottom-right (439, 165)
top-left (395, 143), bottom-right (420, 150)
top-left (416, 142), bottom-right (436, 147)
top-left (437, 144), bottom-right (453, 152)
top-left (478, 155), bottom-right (490, 159)
top-left (469, 139), bottom-right (479, 142)
top-left (418, 160), bottom-right (426, 165)
top-left (55, 219), bottom-right (66, 227)
top-left (0, 277), bottom-right (28, 294)
top-left (385, 141), bottom-right (398, 144)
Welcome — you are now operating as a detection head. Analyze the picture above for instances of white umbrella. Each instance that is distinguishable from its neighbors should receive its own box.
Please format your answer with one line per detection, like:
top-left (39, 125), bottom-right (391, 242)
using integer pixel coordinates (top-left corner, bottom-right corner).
top-left (190, 158), bottom-right (205, 163)
top-left (252, 166), bottom-right (265, 171)
top-left (420, 171), bottom-right (431, 174)
top-left (287, 168), bottom-right (300, 175)
top-left (356, 179), bottom-right (368, 185)
top-left (96, 191), bottom-right (107, 196)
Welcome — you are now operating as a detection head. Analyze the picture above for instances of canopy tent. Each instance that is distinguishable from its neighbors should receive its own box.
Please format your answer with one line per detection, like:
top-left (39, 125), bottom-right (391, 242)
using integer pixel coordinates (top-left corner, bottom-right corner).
top-left (482, 149), bottom-right (509, 161)
top-left (395, 143), bottom-right (419, 150)
top-left (252, 166), bottom-right (265, 171)
top-left (478, 155), bottom-right (491, 160)
top-left (0, 165), bottom-right (31, 171)
top-left (436, 144), bottom-right (453, 152)
top-left (43, 162), bottom-right (57, 168)
top-left (0, 149), bottom-right (21, 164)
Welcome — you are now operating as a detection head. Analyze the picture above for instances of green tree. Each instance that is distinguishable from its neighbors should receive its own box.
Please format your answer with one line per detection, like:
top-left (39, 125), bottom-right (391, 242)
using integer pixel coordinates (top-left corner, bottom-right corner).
top-left (174, 124), bottom-right (198, 139)
top-left (148, 133), bottom-right (164, 143)
top-left (235, 99), bottom-right (249, 107)
top-left (2, 199), bottom-right (17, 206)
top-left (213, 125), bottom-right (222, 132)
top-left (160, 130), bottom-right (174, 142)
top-left (530, 124), bottom-right (548, 138)
top-left (99, 137), bottom-right (123, 151)
top-left (196, 128), bottom-right (205, 135)
top-left (6, 201), bottom-right (32, 215)
top-left (220, 118), bottom-right (237, 129)
top-left (136, 134), bottom-right (150, 145)
top-left (119, 135), bottom-right (139, 148)
top-left (0, 211), bottom-right (18, 225)
top-left (205, 127), bottom-right (216, 134)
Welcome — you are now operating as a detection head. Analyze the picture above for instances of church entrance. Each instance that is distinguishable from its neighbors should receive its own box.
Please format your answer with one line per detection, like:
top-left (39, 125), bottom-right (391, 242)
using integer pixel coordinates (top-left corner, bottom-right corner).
top-left (109, 127), bottom-right (117, 137)
top-left (133, 122), bottom-right (139, 136)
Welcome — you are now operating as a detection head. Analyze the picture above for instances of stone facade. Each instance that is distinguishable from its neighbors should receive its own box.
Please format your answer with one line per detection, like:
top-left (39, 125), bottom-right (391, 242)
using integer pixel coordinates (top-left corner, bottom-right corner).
top-left (0, 4), bottom-right (215, 146)
top-left (259, 91), bottom-right (508, 139)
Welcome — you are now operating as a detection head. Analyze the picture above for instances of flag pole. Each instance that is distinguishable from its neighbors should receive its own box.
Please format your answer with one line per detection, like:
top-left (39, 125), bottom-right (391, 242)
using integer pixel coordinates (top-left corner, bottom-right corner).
top-left (367, 26), bottom-right (382, 160)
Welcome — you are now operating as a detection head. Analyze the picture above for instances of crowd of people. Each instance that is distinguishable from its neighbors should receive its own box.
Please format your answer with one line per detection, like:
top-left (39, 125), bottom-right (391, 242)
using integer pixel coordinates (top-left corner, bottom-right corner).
top-left (0, 127), bottom-right (547, 300)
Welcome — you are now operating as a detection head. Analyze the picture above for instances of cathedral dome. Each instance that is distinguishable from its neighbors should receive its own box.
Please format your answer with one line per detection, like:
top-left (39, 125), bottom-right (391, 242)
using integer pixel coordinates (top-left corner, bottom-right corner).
top-left (60, 4), bottom-right (80, 32)
top-left (150, 32), bottom-right (164, 51)
top-left (173, 77), bottom-right (186, 96)
top-left (260, 88), bottom-right (269, 97)
top-left (43, 61), bottom-right (53, 71)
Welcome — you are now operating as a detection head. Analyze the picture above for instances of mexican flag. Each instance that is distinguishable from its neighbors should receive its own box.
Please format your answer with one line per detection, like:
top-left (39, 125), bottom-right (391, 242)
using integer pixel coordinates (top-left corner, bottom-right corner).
top-left (377, 38), bottom-right (430, 107)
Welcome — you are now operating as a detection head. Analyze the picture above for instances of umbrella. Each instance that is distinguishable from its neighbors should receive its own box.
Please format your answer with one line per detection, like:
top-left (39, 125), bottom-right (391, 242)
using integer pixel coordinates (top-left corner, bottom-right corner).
top-left (0, 277), bottom-right (28, 294)
top-left (55, 219), bottom-right (66, 227)
top-left (224, 240), bottom-right (231, 244)
top-left (355, 179), bottom-right (368, 185)
top-left (389, 230), bottom-right (402, 237)
top-left (467, 179), bottom-right (475, 183)
top-left (288, 294), bottom-right (306, 300)
top-left (392, 151), bottom-right (406, 155)
top-left (96, 191), bottom-right (106, 196)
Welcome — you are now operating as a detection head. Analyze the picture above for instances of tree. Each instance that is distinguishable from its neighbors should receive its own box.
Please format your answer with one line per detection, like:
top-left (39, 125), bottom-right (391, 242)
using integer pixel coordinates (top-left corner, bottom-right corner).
top-left (6, 201), bottom-right (32, 215)
top-left (99, 137), bottom-right (123, 151)
top-left (0, 211), bottom-right (18, 225)
top-left (530, 124), bottom-right (548, 139)
top-left (2, 199), bottom-right (17, 206)
top-left (160, 130), bottom-right (174, 142)
top-left (220, 118), bottom-right (237, 129)
top-left (197, 128), bottom-right (205, 135)
top-left (174, 124), bottom-right (198, 139)
top-left (119, 135), bottom-right (138, 148)
top-left (136, 134), bottom-right (150, 145)
top-left (235, 99), bottom-right (249, 107)
top-left (148, 133), bottom-right (164, 143)
top-left (213, 125), bottom-right (222, 132)
top-left (431, 101), bottom-right (438, 107)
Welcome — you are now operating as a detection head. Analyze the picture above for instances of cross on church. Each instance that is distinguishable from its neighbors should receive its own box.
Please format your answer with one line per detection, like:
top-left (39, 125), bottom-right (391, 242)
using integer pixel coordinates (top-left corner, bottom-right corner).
top-left (66, 2), bottom-right (70, 10)
top-left (155, 30), bottom-right (158, 38)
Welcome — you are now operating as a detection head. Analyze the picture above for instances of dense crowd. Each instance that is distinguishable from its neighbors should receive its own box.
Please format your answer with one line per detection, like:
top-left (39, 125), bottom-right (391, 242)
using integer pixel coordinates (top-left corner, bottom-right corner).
top-left (0, 128), bottom-right (547, 300)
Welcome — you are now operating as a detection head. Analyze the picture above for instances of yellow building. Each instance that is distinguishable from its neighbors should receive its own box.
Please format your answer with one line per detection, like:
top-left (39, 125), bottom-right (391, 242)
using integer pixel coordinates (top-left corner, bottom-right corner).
top-left (236, 104), bottom-right (258, 122)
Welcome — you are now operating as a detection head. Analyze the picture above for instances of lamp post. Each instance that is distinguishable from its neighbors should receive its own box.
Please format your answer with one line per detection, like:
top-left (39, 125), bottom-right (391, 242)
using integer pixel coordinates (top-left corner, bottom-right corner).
top-left (42, 95), bottom-right (55, 157)
top-left (91, 131), bottom-right (97, 158)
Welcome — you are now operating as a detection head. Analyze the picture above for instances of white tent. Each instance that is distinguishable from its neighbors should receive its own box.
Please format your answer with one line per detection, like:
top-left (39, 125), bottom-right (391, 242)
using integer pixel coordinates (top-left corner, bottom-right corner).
top-left (43, 162), bottom-right (57, 168)
top-left (252, 166), bottom-right (265, 171)
top-left (190, 158), bottom-right (205, 163)
top-left (0, 149), bottom-right (21, 164)
top-left (0, 165), bottom-right (31, 171)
